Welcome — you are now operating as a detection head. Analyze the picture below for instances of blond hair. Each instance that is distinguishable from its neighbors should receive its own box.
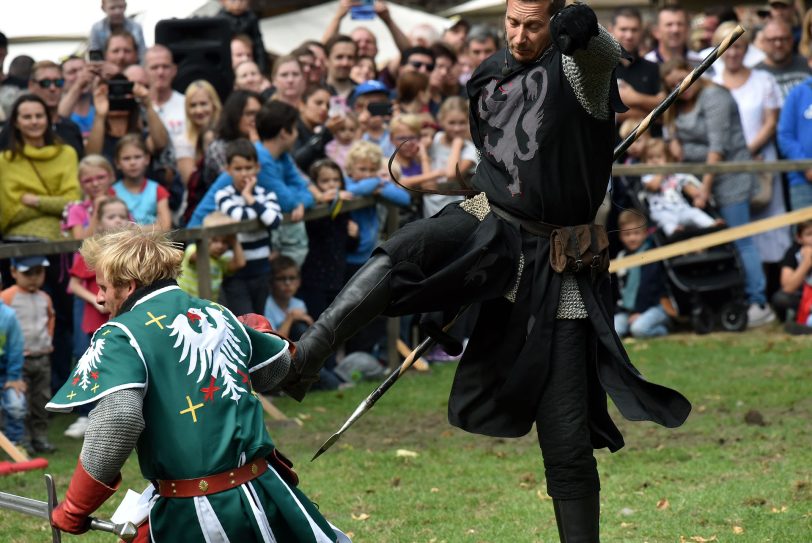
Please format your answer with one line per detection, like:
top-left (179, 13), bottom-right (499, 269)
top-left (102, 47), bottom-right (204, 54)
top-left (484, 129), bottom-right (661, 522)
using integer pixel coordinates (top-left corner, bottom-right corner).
top-left (345, 140), bottom-right (383, 171)
top-left (78, 154), bottom-right (115, 180)
top-left (617, 209), bottom-right (646, 230)
top-left (81, 224), bottom-right (183, 288)
top-left (184, 80), bottom-right (222, 144)
top-left (437, 96), bottom-right (468, 121)
top-left (390, 113), bottom-right (422, 135)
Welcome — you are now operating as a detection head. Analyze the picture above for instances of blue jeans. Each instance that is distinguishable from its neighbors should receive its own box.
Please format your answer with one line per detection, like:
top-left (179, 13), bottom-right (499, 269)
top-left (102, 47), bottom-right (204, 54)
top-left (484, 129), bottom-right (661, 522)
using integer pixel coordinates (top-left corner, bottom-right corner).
top-left (719, 201), bottom-right (767, 305)
top-left (615, 305), bottom-right (670, 338)
top-left (1, 386), bottom-right (27, 443)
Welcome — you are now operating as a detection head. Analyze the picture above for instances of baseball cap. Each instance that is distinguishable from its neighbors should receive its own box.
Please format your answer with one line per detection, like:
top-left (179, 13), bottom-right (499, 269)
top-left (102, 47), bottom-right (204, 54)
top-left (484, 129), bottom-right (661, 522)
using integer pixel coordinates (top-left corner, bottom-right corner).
top-left (10, 256), bottom-right (50, 272)
top-left (768, 0), bottom-right (790, 5)
top-left (349, 80), bottom-right (390, 105)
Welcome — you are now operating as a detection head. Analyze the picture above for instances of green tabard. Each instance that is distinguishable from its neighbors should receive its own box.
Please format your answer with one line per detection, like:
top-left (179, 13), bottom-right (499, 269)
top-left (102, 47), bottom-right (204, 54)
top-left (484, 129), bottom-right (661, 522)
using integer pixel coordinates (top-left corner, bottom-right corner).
top-left (48, 285), bottom-right (338, 542)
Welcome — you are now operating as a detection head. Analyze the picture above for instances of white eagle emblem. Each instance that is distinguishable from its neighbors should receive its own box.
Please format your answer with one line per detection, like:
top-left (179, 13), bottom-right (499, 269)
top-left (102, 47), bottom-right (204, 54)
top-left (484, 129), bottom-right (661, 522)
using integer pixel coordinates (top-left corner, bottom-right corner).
top-left (73, 338), bottom-right (106, 390)
top-left (168, 307), bottom-right (248, 402)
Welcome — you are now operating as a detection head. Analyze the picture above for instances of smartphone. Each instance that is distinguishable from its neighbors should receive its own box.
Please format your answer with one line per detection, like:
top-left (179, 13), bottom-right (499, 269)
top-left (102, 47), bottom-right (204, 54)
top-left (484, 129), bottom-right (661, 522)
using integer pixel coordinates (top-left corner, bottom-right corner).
top-left (328, 95), bottom-right (349, 118)
top-left (87, 49), bottom-right (104, 62)
top-left (350, 0), bottom-right (375, 20)
top-left (108, 80), bottom-right (137, 111)
top-left (367, 101), bottom-right (392, 117)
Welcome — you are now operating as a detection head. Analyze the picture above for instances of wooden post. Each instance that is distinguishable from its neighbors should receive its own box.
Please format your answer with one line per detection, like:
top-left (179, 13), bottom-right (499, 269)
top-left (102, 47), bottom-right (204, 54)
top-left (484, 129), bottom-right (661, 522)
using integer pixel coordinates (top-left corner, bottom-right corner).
top-left (0, 430), bottom-right (29, 463)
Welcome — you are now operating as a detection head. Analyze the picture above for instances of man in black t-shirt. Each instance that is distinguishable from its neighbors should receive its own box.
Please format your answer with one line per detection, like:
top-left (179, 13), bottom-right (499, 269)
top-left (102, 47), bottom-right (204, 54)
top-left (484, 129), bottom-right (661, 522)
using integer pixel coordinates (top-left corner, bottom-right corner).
top-left (611, 7), bottom-right (664, 136)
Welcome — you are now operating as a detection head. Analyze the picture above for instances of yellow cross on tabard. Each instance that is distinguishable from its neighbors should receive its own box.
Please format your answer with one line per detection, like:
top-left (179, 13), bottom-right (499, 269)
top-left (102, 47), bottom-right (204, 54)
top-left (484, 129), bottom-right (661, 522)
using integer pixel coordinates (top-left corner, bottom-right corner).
top-left (145, 311), bottom-right (168, 329)
top-left (91, 383), bottom-right (100, 393)
top-left (102, 329), bottom-right (111, 335)
top-left (180, 395), bottom-right (204, 423)
top-left (209, 302), bottom-right (227, 311)
top-left (66, 391), bottom-right (77, 400)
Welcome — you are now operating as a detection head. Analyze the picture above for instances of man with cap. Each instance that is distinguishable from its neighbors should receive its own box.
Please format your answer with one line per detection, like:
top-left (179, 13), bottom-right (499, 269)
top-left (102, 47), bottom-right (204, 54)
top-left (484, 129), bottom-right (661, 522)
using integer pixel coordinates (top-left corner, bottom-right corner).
top-left (442, 18), bottom-right (471, 53)
top-left (279, 1), bottom-right (691, 540)
top-left (2, 256), bottom-right (55, 455)
top-left (350, 80), bottom-right (395, 157)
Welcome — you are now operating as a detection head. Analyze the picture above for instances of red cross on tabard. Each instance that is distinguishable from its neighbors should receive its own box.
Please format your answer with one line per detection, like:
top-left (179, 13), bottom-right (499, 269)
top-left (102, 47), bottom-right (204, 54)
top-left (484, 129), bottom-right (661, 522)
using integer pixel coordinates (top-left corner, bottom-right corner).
top-left (200, 376), bottom-right (221, 402)
top-left (91, 371), bottom-right (99, 380)
top-left (237, 369), bottom-right (249, 384)
top-left (72, 376), bottom-right (80, 385)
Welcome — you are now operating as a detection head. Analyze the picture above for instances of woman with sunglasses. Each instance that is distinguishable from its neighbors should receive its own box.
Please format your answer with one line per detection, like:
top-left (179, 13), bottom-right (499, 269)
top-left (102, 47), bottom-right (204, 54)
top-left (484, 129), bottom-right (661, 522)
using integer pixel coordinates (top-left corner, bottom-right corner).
top-left (0, 60), bottom-right (84, 157)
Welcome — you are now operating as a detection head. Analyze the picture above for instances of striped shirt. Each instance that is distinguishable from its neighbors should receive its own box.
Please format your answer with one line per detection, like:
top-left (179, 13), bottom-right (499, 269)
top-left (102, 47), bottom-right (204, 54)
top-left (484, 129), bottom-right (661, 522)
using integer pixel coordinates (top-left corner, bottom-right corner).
top-left (214, 184), bottom-right (282, 278)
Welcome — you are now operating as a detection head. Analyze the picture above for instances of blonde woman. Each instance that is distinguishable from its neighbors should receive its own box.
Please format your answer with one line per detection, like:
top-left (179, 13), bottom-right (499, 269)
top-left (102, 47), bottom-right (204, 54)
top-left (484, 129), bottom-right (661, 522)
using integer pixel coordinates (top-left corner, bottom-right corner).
top-left (176, 80), bottom-right (222, 185)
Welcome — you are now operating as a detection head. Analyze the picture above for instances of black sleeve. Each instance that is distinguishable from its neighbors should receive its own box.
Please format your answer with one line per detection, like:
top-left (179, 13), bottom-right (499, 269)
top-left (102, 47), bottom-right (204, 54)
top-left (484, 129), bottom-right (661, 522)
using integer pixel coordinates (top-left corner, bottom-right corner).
top-left (780, 244), bottom-right (800, 269)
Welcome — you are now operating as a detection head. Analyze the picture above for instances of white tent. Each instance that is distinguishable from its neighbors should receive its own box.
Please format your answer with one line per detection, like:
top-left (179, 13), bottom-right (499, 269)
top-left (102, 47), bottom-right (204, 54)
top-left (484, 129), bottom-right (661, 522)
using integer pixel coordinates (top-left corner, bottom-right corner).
top-left (3, 0), bottom-right (214, 64)
top-left (260, 1), bottom-right (451, 62)
top-left (441, 0), bottom-right (651, 18)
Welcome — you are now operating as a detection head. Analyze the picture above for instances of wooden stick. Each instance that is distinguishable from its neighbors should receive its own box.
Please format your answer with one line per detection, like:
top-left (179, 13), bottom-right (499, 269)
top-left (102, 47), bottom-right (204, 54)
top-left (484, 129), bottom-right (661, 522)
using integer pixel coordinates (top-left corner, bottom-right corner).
top-left (0, 430), bottom-right (29, 463)
top-left (396, 339), bottom-right (429, 371)
top-left (610, 206), bottom-right (812, 273)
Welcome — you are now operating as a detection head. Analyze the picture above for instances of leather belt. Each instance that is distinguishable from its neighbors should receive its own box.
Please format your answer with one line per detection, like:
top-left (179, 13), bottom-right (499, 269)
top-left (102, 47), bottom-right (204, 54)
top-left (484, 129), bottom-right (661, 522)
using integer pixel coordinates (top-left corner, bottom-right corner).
top-left (489, 203), bottom-right (557, 237)
top-left (156, 459), bottom-right (268, 498)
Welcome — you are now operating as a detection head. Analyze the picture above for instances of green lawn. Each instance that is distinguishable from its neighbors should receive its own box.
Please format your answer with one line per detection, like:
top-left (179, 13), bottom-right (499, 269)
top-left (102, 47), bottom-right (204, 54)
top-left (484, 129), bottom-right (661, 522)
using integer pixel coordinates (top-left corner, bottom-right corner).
top-left (1, 327), bottom-right (810, 542)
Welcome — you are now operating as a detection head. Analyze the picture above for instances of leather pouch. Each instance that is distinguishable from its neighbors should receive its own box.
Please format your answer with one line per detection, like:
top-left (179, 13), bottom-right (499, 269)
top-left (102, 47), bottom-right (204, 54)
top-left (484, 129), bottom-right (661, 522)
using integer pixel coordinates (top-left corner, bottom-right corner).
top-left (549, 224), bottom-right (609, 274)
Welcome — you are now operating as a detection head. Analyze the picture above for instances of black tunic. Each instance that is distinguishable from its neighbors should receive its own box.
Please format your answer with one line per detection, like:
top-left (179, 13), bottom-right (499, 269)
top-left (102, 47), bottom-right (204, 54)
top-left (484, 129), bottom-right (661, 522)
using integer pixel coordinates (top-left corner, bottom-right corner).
top-left (378, 46), bottom-right (691, 451)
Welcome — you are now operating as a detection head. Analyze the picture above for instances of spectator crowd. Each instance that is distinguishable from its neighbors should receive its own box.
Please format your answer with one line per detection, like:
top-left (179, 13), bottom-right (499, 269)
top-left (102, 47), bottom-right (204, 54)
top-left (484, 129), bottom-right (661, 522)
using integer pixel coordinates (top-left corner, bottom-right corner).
top-left (1, 0), bottom-right (812, 454)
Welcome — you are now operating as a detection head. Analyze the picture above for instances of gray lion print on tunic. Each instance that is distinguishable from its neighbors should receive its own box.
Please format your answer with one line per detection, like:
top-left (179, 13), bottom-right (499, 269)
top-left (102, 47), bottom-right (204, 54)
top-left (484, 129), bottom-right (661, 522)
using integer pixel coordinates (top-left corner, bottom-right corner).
top-left (478, 65), bottom-right (548, 197)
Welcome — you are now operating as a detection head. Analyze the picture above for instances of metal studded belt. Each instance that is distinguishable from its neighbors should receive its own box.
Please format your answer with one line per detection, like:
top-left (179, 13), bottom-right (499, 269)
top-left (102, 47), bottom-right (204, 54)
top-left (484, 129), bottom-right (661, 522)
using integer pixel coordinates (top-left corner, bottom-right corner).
top-left (156, 458), bottom-right (268, 498)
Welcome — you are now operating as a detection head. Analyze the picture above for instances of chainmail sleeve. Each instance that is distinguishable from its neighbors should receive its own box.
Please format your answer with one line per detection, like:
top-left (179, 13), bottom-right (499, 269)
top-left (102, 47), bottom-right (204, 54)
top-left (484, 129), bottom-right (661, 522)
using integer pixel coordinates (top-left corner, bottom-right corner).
top-left (562, 25), bottom-right (621, 120)
top-left (79, 388), bottom-right (145, 485)
top-left (250, 349), bottom-right (292, 393)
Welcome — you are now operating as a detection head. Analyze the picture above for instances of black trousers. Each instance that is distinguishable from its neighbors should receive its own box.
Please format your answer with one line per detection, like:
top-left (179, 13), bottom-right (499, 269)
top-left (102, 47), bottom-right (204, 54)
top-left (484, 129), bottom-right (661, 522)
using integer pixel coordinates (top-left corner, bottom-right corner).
top-left (536, 318), bottom-right (599, 500)
top-left (221, 274), bottom-right (269, 316)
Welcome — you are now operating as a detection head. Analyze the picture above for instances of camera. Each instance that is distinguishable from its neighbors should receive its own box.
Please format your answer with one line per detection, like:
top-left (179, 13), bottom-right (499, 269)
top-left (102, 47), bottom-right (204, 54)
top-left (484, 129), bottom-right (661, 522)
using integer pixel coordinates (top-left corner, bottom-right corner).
top-left (87, 49), bottom-right (104, 62)
top-left (108, 79), bottom-right (137, 111)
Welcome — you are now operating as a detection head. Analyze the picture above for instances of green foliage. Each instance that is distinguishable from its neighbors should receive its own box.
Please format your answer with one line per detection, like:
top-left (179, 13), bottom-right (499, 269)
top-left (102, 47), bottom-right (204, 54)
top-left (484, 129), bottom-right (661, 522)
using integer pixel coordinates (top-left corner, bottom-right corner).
top-left (1, 330), bottom-right (810, 542)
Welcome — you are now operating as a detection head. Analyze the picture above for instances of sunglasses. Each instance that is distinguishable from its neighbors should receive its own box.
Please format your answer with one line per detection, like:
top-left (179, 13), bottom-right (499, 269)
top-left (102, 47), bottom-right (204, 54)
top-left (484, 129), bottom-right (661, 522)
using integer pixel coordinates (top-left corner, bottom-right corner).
top-left (408, 60), bottom-right (435, 72)
top-left (36, 78), bottom-right (65, 89)
top-left (274, 275), bottom-right (299, 283)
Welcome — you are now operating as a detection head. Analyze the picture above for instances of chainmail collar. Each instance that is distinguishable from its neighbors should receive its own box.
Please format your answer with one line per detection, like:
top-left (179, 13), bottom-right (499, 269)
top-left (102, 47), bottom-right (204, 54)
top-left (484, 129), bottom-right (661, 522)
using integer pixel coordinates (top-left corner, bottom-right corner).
top-left (118, 279), bottom-right (179, 315)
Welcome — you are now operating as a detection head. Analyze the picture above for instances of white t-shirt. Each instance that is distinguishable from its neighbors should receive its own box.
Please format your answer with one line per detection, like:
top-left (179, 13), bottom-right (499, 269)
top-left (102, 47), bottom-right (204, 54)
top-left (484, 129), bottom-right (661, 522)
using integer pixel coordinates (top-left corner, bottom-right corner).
top-left (153, 90), bottom-right (187, 151)
top-left (423, 131), bottom-right (478, 218)
top-left (712, 69), bottom-right (782, 160)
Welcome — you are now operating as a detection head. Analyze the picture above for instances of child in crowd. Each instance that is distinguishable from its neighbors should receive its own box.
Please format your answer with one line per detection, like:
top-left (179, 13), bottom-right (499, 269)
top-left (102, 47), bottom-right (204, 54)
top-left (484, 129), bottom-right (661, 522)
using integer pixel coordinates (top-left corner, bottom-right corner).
top-left (88, 0), bottom-right (146, 62)
top-left (63, 155), bottom-right (117, 240)
top-left (63, 197), bottom-right (129, 439)
top-left (112, 134), bottom-right (171, 231)
top-left (264, 256), bottom-right (312, 339)
top-left (216, 138), bottom-right (282, 315)
top-left (0, 273), bottom-right (26, 448)
top-left (217, 0), bottom-right (268, 73)
top-left (641, 138), bottom-right (721, 237)
top-left (352, 81), bottom-right (396, 159)
top-left (68, 197), bottom-right (129, 347)
top-left (264, 256), bottom-right (342, 391)
top-left (1, 257), bottom-right (55, 454)
top-left (325, 112), bottom-right (359, 170)
top-left (777, 220), bottom-right (812, 333)
top-left (613, 210), bottom-right (673, 339)
top-left (300, 159), bottom-right (359, 320)
top-left (618, 118), bottom-right (648, 165)
top-left (179, 211), bottom-right (246, 300)
top-left (423, 96), bottom-right (478, 218)
top-left (344, 140), bottom-right (410, 273)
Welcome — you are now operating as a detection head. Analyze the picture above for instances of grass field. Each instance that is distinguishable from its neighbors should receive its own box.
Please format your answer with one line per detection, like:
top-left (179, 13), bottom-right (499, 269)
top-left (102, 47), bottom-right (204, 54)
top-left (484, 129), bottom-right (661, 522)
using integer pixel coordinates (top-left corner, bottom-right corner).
top-left (0, 327), bottom-right (810, 542)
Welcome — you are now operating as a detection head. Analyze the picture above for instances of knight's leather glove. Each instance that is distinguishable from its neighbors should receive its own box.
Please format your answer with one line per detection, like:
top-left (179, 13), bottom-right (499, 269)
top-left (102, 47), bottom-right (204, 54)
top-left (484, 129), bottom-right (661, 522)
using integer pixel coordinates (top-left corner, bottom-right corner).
top-left (550, 2), bottom-right (599, 55)
top-left (51, 461), bottom-right (120, 534)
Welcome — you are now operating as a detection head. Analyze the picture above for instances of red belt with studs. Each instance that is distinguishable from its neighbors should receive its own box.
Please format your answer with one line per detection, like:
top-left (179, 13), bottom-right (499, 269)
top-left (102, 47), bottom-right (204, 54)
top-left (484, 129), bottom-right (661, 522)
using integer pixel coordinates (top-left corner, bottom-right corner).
top-left (156, 459), bottom-right (268, 498)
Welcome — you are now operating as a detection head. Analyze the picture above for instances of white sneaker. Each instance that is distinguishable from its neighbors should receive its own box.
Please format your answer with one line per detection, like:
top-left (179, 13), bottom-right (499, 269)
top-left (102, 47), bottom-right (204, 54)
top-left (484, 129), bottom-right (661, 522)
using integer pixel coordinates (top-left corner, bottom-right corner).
top-left (63, 416), bottom-right (89, 439)
top-left (747, 304), bottom-right (776, 328)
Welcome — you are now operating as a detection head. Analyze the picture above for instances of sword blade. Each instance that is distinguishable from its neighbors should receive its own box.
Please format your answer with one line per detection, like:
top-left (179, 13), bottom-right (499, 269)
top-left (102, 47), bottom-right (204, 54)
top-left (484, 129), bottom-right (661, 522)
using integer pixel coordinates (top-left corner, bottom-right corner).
top-left (0, 490), bottom-right (138, 541)
top-left (0, 490), bottom-right (50, 519)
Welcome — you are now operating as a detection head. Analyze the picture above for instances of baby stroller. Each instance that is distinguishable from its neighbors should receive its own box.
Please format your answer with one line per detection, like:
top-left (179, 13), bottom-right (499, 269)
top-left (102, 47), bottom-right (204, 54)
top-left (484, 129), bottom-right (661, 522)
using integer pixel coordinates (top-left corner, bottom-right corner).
top-left (621, 175), bottom-right (749, 334)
